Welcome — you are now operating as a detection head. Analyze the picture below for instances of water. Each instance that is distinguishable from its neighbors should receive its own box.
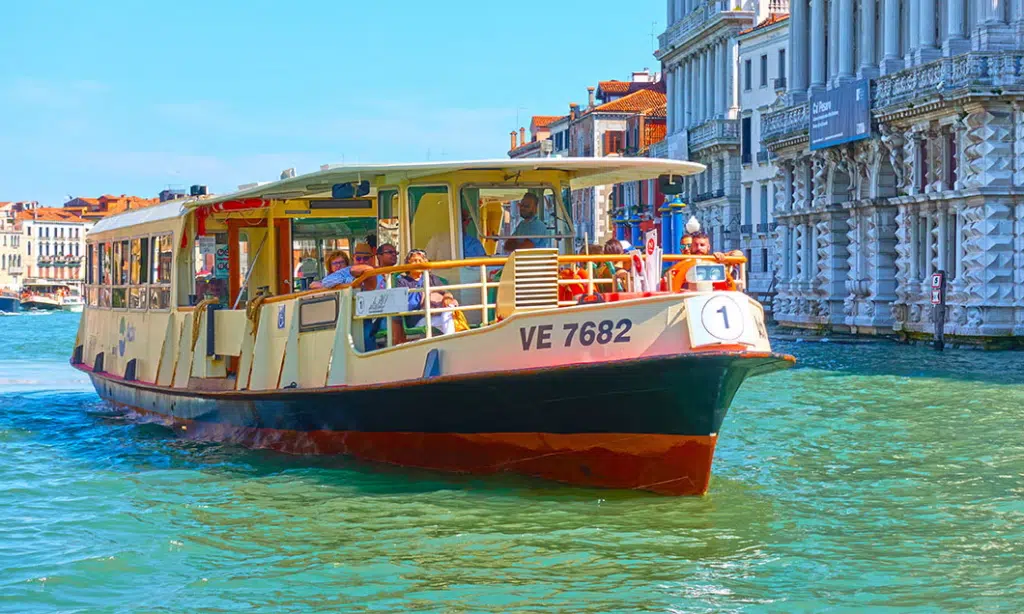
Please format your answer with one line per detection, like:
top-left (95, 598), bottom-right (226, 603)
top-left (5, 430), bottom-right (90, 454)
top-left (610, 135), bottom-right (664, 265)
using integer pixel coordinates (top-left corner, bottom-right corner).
top-left (1, 313), bottom-right (1022, 613)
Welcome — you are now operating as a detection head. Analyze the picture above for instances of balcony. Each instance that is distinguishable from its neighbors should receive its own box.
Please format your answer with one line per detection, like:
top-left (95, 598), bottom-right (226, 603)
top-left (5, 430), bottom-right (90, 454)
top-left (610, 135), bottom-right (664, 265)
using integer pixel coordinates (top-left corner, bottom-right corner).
top-left (761, 102), bottom-right (809, 146)
top-left (740, 223), bottom-right (753, 236)
top-left (756, 150), bottom-right (770, 164)
top-left (8, 266), bottom-right (23, 276)
top-left (657, 1), bottom-right (754, 59)
top-left (773, 77), bottom-right (787, 92)
top-left (874, 51), bottom-right (1024, 112)
top-left (647, 139), bottom-right (669, 159)
top-left (693, 189), bottom-right (726, 203)
top-left (756, 222), bottom-right (777, 233)
top-left (688, 118), bottom-right (740, 155)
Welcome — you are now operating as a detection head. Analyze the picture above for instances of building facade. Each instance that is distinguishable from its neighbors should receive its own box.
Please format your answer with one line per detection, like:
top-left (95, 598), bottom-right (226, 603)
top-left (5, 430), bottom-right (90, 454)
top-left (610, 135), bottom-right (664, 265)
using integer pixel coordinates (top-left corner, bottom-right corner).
top-left (738, 13), bottom-right (790, 293)
top-left (0, 204), bottom-right (24, 290)
top-left (656, 0), bottom-right (790, 262)
top-left (763, 0), bottom-right (1024, 342)
top-left (16, 208), bottom-right (91, 284)
top-left (506, 72), bottom-right (664, 247)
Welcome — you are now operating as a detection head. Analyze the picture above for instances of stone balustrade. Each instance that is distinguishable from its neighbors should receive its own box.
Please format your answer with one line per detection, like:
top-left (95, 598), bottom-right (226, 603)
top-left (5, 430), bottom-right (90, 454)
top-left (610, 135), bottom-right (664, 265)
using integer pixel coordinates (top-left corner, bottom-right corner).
top-left (874, 52), bottom-right (1024, 110)
top-left (688, 118), bottom-right (739, 154)
top-left (761, 102), bottom-right (809, 144)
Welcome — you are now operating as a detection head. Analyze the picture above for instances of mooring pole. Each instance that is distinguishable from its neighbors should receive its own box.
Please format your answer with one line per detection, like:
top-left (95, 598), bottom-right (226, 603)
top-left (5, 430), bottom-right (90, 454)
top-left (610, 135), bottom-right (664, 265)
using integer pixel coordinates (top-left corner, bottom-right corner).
top-left (931, 271), bottom-right (946, 351)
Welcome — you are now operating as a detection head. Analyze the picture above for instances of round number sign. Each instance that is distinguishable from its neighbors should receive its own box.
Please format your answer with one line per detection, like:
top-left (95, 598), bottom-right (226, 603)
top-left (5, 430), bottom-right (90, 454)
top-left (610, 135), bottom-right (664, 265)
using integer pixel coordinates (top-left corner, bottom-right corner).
top-left (699, 295), bottom-right (744, 341)
top-left (646, 237), bottom-right (656, 255)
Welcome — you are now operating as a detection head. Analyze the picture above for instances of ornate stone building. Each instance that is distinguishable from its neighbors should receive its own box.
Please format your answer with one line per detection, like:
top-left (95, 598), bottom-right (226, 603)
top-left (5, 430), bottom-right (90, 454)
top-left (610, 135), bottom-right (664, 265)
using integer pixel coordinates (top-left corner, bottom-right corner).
top-left (764, 1), bottom-right (1024, 342)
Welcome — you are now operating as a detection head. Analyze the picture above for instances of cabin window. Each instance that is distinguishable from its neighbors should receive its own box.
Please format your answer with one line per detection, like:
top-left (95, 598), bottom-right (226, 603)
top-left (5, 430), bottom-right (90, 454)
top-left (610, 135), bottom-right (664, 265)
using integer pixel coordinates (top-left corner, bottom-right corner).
top-left (112, 239), bottom-right (128, 309)
top-left (150, 234), bottom-right (173, 310)
top-left (409, 185), bottom-right (453, 262)
top-left (101, 242), bottom-right (112, 286)
top-left (291, 218), bottom-right (375, 290)
top-left (86, 244), bottom-right (94, 285)
top-left (461, 186), bottom-right (564, 254)
top-left (194, 232), bottom-right (229, 306)
top-left (129, 237), bottom-right (150, 310)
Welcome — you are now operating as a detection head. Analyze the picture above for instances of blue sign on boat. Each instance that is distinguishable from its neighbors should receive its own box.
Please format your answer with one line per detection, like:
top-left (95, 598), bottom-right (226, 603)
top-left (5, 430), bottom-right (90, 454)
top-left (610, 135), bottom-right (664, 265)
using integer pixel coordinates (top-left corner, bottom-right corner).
top-left (810, 79), bottom-right (871, 150)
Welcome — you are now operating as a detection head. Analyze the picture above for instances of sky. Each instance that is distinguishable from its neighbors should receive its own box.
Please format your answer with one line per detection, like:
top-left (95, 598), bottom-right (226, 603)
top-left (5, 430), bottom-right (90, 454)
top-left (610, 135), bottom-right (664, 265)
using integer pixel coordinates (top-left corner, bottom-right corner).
top-left (0, 0), bottom-right (664, 204)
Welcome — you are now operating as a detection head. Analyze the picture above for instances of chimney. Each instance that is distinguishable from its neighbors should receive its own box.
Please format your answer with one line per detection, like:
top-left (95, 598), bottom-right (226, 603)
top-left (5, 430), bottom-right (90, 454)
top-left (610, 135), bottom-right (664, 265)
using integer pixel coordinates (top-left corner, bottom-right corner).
top-left (510, 130), bottom-right (518, 150)
top-left (569, 103), bottom-right (580, 121)
top-left (587, 87), bottom-right (596, 109)
top-left (520, 127), bottom-right (526, 145)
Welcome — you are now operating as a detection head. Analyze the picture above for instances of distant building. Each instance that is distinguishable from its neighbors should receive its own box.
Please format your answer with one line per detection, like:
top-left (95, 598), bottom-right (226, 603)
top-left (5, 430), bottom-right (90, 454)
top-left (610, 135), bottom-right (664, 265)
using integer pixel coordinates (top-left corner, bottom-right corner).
top-left (507, 71), bottom-right (665, 246)
top-left (0, 204), bottom-right (23, 290)
top-left (16, 208), bottom-right (91, 284)
top-left (63, 194), bottom-right (159, 222)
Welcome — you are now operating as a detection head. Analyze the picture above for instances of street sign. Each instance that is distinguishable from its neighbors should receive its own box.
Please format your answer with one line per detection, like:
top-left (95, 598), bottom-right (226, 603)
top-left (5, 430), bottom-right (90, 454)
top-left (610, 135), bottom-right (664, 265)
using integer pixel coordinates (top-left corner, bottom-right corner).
top-left (810, 79), bottom-right (871, 150)
top-left (930, 272), bottom-right (945, 305)
top-left (645, 229), bottom-right (658, 256)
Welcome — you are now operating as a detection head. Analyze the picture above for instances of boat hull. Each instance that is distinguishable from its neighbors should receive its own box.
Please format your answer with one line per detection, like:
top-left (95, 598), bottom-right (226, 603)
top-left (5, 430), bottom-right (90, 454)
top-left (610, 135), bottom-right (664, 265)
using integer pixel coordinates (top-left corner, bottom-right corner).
top-left (0, 296), bottom-right (19, 313)
top-left (20, 298), bottom-right (61, 311)
top-left (81, 351), bottom-right (792, 495)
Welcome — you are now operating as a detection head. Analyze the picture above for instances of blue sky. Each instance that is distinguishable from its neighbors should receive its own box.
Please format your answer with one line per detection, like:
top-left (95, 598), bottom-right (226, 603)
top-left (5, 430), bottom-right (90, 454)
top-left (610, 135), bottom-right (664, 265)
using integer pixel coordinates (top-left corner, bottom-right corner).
top-left (0, 0), bottom-right (663, 204)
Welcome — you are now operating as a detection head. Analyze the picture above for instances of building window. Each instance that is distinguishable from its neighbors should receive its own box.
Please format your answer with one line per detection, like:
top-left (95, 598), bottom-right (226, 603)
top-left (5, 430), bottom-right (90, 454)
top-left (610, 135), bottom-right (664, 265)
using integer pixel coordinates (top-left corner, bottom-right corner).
top-left (741, 117), bottom-right (752, 164)
top-left (27, 242), bottom-right (31, 255)
top-left (760, 55), bottom-right (768, 87)
top-left (946, 130), bottom-right (958, 190)
top-left (778, 49), bottom-right (786, 82)
top-left (744, 185), bottom-right (753, 224)
top-left (761, 248), bottom-right (769, 273)
top-left (744, 59), bottom-right (752, 91)
top-left (760, 183), bottom-right (770, 225)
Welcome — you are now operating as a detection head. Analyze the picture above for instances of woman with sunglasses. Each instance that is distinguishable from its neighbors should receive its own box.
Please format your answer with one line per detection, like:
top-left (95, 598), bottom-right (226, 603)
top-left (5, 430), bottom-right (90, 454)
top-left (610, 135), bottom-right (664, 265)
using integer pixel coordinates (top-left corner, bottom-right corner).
top-left (311, 243), bottom-right (380, 290)
top-left (394, 249), bottom-right (457, 335)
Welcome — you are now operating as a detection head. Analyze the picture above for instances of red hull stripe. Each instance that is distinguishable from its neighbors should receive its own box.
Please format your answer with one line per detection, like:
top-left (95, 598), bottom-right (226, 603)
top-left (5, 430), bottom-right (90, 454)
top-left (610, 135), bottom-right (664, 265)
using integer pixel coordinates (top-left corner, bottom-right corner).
top-left (128, 406), bottom-right (718, 495)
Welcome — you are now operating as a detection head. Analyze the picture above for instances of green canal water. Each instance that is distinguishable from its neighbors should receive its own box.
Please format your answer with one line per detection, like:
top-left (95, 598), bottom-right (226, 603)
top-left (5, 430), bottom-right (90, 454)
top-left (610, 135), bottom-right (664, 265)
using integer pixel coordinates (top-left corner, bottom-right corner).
top-left (0, 312), bottom-right (1022, 612)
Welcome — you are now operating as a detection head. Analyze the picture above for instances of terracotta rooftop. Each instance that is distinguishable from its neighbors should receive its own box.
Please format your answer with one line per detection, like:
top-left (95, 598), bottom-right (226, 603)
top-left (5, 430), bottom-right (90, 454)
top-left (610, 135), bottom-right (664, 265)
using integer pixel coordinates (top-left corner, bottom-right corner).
top-left (590, 86), bottom-right (667, 114)
top-left (739, 12), bottom-right (789, 35)
top-left (597, 80), bottom-right (660, 98)
top-left (16, 207), bottom-right (87, 224)
top-left (530, 115), bottom-right (563, 129)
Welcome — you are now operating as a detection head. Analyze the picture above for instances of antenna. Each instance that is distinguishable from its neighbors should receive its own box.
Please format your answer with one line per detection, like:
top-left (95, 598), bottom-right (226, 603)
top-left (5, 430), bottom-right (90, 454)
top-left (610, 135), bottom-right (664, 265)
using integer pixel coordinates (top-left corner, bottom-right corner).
top-left (515, 106), bottom-right (527, 129)
top-left (650, 21), bottom-right (658, 50)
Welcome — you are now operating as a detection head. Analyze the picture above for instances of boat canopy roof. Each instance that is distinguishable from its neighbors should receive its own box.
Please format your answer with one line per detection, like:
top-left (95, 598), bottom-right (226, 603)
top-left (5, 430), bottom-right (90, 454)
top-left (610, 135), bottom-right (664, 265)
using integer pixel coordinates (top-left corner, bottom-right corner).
top-left (89, 199), bottom-right (189, 236)
top-left (88, 158), bottom-right (703, 236)
top-left (192, 158), bottom-right (702, 209)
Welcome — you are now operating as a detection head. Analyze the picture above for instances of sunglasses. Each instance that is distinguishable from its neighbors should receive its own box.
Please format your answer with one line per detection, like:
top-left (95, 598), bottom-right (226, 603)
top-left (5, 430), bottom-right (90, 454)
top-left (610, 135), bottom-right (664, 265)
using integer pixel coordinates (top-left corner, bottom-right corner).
top-left (378, 249), bottom-right (397, 255)
top-left (330, 260), bottom-right (346, 268)
top-left (354, 254), bottom-right (373, 262)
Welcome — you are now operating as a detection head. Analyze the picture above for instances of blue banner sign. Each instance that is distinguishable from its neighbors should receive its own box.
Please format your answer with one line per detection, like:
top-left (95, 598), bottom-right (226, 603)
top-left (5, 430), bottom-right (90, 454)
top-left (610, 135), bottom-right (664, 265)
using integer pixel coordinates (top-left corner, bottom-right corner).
top-left (810, 79), bottom-right (871, 150)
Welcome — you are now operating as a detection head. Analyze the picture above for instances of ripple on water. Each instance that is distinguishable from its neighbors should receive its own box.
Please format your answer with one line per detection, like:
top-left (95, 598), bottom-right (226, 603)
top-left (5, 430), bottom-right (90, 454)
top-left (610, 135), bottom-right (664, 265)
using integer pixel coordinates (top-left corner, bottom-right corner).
top-left (0, 314), bottom-right (1023, 612)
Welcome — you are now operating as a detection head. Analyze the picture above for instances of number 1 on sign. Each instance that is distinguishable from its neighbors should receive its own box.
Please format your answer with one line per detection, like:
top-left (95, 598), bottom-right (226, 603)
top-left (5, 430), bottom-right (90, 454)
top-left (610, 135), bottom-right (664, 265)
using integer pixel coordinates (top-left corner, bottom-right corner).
top-left (717, 305), bottom-right (731, 329)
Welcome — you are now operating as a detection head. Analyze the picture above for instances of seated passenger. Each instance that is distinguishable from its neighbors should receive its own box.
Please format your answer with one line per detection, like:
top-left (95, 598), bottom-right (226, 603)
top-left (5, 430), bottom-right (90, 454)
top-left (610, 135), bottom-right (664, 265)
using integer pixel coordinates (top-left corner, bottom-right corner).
top-left (377, 243), bottom-right (399, 268)
top-left (461, 207), bottom-right (487, 258)
top-left (394, 249), bottom-right (458, 335)
top-left (595, 238), bottom-right (629, 292)
top-left (312, 243), bottom-right (381, 290)
top-left (511, 193), bottom-right (551, 248)
top-left (667, 231), bottom-right (741, 292)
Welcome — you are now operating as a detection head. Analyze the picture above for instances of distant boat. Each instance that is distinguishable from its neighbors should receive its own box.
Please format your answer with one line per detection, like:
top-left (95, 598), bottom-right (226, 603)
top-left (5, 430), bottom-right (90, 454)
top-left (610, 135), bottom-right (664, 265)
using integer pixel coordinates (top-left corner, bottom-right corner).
top-left (20, 282), bottom-right (83, 312)
top-left (0, 289), bottom-right (19, 313)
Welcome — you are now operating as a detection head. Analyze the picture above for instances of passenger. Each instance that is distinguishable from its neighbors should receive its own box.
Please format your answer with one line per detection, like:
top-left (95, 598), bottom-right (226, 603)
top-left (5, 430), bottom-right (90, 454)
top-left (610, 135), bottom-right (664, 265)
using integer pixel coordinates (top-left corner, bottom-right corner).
top-left (596, 238), bottom-right (629, 292)
top-left (324, 250), bottom-right (350, 277)
top-left (511, 193), bottom-right (551, 248)
top-left (394, 249), bottom-right (458, 335)
top-left (312, 242), bottom-right (381, 290)
top-left (559, 245), bottom-right (592, 302)
top-left (376, 243), bottom-right (399, 268)
top-left (667, 231), bottom-right (742, 292)
top-left (461, 207), bottom-right (487, 258)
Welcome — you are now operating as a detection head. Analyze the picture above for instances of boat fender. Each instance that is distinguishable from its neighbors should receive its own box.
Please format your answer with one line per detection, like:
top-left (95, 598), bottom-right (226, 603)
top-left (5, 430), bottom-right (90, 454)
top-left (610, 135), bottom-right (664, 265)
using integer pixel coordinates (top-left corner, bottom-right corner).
top-left (423, 348), bottom-right (442, 379)
top-left (577, 293), bottom-right (605, 305)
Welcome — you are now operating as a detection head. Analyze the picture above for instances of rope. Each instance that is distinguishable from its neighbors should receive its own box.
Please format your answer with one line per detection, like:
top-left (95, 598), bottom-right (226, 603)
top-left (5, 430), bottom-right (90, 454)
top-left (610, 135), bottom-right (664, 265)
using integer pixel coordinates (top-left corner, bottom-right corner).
top-left (245, 292), bottom-right (268, 331)
top-left (190, 297), bottom-right (220, 350)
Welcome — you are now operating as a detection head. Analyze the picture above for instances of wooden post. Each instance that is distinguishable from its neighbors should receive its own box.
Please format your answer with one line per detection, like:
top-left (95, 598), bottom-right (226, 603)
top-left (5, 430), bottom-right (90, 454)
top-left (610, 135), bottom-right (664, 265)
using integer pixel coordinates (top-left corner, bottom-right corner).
top-left (931, 271), bottom-right (946, 351)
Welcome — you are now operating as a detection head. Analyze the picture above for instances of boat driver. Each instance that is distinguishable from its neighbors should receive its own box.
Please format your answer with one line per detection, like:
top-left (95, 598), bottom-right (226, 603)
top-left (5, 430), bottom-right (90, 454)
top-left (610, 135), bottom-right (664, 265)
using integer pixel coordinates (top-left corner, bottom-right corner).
top-left (511, 192), bottom-right (551, 248)
top-left (667, 231), bottom-right (742, 292)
